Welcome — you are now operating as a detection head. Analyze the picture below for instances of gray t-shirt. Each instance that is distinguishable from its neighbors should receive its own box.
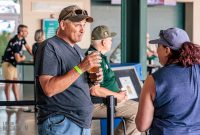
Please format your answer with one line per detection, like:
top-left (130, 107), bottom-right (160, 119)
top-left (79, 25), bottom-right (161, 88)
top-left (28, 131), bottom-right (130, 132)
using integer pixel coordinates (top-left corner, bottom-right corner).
top-left (35, 36), bottom-right (93, 128)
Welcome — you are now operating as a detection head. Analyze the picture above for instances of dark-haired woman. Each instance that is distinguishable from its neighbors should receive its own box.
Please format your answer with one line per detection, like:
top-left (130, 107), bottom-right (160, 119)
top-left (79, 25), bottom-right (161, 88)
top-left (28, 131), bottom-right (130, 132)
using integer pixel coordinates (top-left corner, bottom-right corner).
top-left (136, 27), bottom-right (200, 135)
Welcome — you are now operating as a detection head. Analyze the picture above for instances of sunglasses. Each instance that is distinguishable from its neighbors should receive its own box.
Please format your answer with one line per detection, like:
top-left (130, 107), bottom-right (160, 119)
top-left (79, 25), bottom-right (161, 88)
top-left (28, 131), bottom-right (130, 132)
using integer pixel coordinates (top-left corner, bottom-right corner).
top-left (159, 30), bottom-right (173, 47)
top-left (61, 9), bottom-right (88, 21)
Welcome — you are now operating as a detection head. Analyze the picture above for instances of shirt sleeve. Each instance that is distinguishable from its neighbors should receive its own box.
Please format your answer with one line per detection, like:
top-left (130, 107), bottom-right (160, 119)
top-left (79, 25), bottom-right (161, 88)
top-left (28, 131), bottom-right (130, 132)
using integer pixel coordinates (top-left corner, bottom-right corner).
top-left (22, 38), bottom-right (27, 46)
top-left (12, 42), bottom-right (21, 54)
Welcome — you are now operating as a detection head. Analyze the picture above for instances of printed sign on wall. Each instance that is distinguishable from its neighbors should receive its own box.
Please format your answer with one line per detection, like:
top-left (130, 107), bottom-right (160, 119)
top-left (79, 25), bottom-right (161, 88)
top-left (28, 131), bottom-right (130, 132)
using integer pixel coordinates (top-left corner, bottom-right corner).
top-left (42, 19), bottom-right (58, 39)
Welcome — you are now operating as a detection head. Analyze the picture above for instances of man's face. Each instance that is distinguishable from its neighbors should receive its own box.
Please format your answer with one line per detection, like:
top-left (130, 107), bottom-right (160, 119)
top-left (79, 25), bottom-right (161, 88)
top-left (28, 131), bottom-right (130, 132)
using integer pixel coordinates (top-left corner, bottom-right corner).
top-left (21, 27), bottom-right (28, 38)
top-left (63, 19), bottom-right (86, 44)
top-left (103, 37), bottom-right (112, 52)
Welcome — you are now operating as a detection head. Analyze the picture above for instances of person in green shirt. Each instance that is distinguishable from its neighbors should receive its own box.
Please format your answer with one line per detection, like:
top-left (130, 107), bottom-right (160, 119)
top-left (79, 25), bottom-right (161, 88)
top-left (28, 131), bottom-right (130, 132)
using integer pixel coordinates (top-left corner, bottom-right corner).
top-left (86, 25), bottom-right (140, 135)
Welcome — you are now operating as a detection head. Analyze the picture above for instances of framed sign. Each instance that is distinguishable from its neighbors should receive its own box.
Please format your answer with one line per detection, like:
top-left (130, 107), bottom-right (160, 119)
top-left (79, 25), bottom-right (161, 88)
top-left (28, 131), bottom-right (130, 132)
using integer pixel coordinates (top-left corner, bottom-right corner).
top-left (111, 65), bottom-right (143, 100)
top-left (42, 19), bottom-right (58, 39)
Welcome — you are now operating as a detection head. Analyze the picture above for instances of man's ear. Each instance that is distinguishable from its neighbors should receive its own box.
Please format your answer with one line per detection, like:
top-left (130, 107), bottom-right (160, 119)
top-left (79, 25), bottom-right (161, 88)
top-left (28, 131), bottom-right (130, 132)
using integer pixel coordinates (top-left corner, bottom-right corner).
top-left (59, 20), bottom-right (65, 30)
top-left (102, 39), bottom-right (106, 46)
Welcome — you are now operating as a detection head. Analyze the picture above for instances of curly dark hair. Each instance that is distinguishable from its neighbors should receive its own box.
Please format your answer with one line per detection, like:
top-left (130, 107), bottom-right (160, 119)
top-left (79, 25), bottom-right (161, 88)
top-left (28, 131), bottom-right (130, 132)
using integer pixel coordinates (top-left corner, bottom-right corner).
top-left (166, 42), bottom-right (200, 67)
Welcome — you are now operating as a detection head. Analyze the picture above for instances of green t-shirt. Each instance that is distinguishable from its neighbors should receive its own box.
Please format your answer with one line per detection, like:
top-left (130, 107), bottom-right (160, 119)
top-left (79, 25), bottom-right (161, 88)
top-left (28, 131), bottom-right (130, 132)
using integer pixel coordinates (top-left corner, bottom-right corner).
top-left (86, 46), bottom-right (120, 92)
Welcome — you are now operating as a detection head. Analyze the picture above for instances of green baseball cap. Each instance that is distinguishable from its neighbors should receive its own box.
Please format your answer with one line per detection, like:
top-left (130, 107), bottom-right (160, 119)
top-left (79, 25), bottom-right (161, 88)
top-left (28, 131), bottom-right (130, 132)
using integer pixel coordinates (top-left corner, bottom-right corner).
top-left (91, 25), bottom-right (117, 40)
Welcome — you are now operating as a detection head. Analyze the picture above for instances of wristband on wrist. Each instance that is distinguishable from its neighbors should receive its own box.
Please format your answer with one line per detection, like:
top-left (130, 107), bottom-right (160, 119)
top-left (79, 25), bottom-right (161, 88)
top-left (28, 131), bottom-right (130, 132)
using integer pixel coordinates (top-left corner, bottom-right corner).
top-left (74, 65), bottom-right (83, 75)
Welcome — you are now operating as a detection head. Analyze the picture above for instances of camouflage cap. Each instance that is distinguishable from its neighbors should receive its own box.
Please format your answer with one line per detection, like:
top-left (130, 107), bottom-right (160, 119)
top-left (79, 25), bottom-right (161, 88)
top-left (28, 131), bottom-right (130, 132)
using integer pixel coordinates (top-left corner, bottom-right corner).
top-left (58, 5), bottom-right (93, 23)
top-left (91, 25), bottom-right (117, 40)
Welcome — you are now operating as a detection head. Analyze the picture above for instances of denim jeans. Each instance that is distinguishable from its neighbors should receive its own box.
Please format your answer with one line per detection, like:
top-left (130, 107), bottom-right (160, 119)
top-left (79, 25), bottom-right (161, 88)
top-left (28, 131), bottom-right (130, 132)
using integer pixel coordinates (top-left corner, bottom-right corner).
top-left (38, 114), bottom-right (91, 135)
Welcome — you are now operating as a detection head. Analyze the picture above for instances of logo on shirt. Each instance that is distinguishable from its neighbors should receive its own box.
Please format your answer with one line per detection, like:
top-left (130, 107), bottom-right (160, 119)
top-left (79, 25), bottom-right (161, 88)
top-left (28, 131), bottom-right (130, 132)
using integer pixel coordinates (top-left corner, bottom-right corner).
top-left (105, 64), bottom-right (108, 69)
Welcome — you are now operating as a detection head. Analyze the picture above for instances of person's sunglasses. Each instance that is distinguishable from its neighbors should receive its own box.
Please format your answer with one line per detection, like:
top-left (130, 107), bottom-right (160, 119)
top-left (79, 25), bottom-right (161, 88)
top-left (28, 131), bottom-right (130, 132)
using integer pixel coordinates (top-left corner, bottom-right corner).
top-left (159, 30), bottom-right (173, 47)
top-left (62, 9), bottom-right (88, 21)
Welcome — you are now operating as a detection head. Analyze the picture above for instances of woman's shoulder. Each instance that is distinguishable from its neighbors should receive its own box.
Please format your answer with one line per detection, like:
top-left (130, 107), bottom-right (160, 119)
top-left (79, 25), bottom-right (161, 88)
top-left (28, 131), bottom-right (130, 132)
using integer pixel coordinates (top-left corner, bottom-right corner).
top-left (152, 64), bottom-right (179, 77)
top-left (32, 42), bottom-right (38, 47)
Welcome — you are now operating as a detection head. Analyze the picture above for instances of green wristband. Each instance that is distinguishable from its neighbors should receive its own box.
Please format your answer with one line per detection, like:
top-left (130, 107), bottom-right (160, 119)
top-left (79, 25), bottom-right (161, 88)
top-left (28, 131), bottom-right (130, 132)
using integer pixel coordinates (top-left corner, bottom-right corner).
top-left (74, 66), bottom-right (83, 75)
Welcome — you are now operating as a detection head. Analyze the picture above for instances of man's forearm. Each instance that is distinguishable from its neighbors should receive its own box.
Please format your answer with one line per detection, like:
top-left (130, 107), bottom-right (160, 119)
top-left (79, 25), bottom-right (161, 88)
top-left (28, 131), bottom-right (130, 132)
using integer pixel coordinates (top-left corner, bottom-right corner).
top-left (39, 68), bottom-right (82, 97)
top-left (25, 44), bottom-right (32, 55)
top-left (90, 86), bottom-right (118, 98)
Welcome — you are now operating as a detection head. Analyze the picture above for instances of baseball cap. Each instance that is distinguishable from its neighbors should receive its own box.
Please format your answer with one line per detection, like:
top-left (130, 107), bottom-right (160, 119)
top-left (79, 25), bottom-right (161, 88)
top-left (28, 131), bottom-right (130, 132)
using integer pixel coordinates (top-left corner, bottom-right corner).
top-left (58, 5), bottom-right (93, 23)
top-left (149, 28), bottom-right (190, 50)
top-left (91, 25), bottom-right (117, 40)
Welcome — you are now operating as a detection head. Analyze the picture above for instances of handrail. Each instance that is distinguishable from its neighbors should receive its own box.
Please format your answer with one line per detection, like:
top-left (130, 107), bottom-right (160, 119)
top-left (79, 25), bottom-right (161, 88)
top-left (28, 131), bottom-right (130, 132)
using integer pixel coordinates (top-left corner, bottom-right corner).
top-left (0, 61), bottom-right (35, 107)
top-left (0, 100), bottom-right (36, 106)
top-left (0, 80), bottom-right (34, 84)
top-left (17, 61), bottom-right (34, 65)
top-left (0, 100), bottom-right (46, 106)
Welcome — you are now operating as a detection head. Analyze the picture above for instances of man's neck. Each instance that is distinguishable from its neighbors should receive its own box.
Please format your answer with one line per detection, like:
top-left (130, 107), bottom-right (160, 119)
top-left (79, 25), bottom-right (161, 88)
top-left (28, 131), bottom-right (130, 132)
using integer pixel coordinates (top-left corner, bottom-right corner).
top-left (17, 34), bottom-right (23, 40)
top-left (92, 45), bottom-right (106, 54)
top-left (57, 33), bottom-right (75, 47)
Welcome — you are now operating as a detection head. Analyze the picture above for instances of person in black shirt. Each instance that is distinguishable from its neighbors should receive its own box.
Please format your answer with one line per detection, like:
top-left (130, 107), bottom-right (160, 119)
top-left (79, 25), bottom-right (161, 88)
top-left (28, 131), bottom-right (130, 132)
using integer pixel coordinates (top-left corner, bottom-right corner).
top-left (2, 24), bottom-right (32, 102)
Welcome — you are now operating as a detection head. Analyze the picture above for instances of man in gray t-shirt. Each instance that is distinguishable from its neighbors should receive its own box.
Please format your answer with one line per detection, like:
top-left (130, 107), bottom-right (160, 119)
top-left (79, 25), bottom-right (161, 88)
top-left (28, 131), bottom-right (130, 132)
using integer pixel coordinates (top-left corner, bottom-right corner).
top-left (35, 5), bottom-right (102, 135)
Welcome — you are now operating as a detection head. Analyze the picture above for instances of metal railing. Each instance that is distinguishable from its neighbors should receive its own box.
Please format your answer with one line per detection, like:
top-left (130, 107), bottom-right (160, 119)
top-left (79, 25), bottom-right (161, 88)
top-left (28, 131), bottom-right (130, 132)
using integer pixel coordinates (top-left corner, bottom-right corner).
top-left (0, 61), bottom-right (35, 108)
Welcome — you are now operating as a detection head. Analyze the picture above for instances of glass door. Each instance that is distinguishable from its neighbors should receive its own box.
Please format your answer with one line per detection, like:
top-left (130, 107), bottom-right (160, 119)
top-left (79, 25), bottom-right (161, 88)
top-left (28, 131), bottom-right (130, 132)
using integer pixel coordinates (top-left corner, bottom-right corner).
top-left (0, 0), bottom-right (20, 100)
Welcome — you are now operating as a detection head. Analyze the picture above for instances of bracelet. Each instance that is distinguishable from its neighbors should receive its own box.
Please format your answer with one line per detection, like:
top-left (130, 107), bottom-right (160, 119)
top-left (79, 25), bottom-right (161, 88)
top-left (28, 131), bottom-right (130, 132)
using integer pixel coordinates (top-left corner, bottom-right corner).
top-left (74, 65), bottom-right (83, 75)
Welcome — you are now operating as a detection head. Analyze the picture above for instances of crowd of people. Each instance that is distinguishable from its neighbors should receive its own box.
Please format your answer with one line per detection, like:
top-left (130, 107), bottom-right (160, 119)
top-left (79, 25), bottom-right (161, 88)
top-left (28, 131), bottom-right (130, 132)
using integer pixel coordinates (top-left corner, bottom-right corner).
top-left (2, 4), bottom-right (200, 135)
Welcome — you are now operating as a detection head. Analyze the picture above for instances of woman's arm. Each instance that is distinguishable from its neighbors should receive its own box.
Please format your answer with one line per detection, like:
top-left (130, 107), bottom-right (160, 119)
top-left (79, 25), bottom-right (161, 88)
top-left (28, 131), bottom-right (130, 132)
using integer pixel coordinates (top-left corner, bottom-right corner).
top-left (135, 75), bottom-right (156, 132)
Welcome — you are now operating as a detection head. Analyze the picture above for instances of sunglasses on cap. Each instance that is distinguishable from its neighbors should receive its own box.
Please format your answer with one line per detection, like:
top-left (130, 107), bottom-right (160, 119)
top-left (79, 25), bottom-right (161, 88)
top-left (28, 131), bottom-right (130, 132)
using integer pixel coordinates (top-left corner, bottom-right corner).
top-left (159, 30), bottom-right (173, 47)
top-left (61, 9), bottom-right (88, 21)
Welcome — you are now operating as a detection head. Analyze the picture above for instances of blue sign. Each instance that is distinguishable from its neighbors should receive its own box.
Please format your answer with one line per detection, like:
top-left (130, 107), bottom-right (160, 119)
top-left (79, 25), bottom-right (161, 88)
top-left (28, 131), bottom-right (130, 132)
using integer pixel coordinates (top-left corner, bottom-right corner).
top-left (42, 19), bottom-right (58, 39)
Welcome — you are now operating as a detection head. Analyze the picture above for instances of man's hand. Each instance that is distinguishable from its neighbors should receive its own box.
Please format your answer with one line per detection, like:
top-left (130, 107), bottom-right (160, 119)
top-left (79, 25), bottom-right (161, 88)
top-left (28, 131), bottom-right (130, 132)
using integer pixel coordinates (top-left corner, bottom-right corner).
top-left (78, 51), bottom-right (102, 72)
top-left (89, 68), bottom-right (103, 85)
top-left (116, 91), bottom-right (128, 103)
top-left (89, 84), bottom-right (100, 95)
top-left (15, 53), bottom-right (26, 63)
top-left (21, 55), bottom-right (26, 61)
